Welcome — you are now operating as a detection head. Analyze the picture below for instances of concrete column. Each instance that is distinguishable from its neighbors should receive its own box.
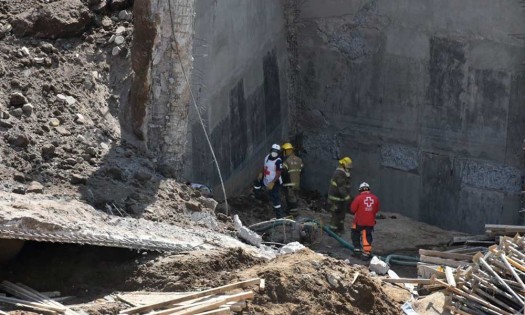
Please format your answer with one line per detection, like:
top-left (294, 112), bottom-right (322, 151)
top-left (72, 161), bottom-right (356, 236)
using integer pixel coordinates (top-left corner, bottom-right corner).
top-left (131, 0), bottom-right (194, 178)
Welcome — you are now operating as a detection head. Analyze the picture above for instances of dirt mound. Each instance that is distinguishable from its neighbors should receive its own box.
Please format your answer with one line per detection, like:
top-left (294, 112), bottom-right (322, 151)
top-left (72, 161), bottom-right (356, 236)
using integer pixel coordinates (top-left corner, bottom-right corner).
top-left (128, 248), bottom-right (266, 291)
top-left (237, 249), bottom-right (400, 315)
top-left (0, 0), bottom-right (222, 223)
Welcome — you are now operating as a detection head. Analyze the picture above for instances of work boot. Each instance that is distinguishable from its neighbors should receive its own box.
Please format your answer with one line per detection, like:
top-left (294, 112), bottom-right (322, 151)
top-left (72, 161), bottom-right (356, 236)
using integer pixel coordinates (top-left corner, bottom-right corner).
top-left (353, 248), bottom-right (362, 257)
top-left (361, 252), bottom-right (372, 261)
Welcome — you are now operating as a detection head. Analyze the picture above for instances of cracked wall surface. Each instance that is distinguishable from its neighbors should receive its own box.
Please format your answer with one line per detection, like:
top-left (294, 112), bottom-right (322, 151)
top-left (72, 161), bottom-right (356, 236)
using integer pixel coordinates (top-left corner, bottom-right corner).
top-left (185, 0), bottom-right (289, 195)
top-left (296, 0), bottom-right (525, 233)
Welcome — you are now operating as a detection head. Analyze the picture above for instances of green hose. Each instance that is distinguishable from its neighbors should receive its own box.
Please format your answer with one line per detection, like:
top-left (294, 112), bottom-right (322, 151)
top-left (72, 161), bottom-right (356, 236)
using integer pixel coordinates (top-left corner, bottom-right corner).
top-left (385, 254), bottom-right (420, 266)
top-left (248, 217), bottom-right (420, 266)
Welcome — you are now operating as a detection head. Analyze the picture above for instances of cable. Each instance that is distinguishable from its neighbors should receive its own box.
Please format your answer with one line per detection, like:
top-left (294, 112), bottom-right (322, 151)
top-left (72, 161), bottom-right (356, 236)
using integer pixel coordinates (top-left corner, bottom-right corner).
top-left (166, 0), bottom-right (229, 215)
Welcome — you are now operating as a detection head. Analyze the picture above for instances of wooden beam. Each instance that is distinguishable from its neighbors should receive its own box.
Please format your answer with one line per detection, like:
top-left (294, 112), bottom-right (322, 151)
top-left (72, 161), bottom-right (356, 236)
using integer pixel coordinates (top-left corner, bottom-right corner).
top-left (0, 295), bottom-right (64, 313)
top-left (116, 295), bottom-right (138, 307)
top-left (153, 291), bottom-right (254, 315)
top-left (382, 278), bottom-right (432, 285)
top-left (420, 255), bottom-right (470, 268)
top-left (16, 283), bottom-right (70, 309)
top-left (419, 249), bottom-right (473, 262)
top-left (445, 267), bottom-right (456, 287)
top-left (120, 278), bottom-right (261, 314)
top-left (432, 277), bottom-right (512, 315)
top-left (449, 235), bottom-right (494, 245)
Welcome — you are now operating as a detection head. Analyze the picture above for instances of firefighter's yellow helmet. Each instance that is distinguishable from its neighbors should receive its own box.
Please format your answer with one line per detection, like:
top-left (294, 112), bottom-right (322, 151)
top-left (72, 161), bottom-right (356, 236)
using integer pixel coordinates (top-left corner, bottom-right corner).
top-left (282, 143), bottom-right (294, 150)
top-left (339, 157), bottom-right (352, 167)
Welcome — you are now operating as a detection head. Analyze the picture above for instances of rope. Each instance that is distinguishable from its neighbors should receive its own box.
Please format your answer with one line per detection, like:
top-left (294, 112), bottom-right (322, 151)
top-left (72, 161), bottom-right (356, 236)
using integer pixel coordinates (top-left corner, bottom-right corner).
top-left (166, 0), bottom-right (229, 215)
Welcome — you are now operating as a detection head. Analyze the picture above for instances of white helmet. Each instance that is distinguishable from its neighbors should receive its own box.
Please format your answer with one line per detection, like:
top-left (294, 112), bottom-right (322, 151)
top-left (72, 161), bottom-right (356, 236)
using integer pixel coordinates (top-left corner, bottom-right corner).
top-left (359, 182), bottom-right (370, 191)
top-left (271, 144), bottom-right (281, 151)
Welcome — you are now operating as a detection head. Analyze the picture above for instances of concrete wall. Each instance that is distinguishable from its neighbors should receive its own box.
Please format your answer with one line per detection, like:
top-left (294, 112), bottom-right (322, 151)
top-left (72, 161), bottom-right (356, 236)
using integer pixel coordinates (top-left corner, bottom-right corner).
top-left (186, 0), bottom-right (289, 195)
top-left (131, 0), bottom-right (194, 177)
top-left (296, 0), bottom-right (525, 233)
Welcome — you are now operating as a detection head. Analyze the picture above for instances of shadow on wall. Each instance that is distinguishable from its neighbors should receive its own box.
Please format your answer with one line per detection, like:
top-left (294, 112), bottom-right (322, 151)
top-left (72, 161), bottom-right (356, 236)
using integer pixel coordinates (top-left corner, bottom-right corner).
top-left (191, 49), bottom-right (283, 190)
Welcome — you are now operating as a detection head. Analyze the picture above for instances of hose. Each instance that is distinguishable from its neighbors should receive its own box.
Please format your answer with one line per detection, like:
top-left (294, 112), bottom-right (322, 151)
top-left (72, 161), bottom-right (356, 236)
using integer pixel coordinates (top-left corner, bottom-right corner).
top-left (248, 217), bottom-right (420, 266)
top-left (385, 254), bottom-right (420, 267)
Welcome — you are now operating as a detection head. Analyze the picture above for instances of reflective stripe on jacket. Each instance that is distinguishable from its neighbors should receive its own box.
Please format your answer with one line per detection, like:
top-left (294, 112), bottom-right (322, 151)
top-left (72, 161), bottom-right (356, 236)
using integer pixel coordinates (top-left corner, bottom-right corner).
top-left (327, 167), bottom-right (351, 202)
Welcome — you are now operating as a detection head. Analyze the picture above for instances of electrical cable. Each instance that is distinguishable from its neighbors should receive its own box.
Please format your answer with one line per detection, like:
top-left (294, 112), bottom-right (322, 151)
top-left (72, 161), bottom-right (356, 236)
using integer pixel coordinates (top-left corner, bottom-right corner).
top-left (166, 0), bottom-right (229, 214)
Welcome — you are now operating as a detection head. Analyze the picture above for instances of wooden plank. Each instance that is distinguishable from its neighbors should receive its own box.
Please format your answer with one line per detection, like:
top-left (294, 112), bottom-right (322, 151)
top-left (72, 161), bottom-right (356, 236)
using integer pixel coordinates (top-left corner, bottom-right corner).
top-left (116, 294), bottom-right (138, 307)
top-left (432, 277), bottom-right (512, 315)
top-left (120, 278), bottom-right (261, 314)
top-left (445, 246), bottom-right (488, 255)
top-left (486, 224), bottom-right (525, 232)
top-left (225, 301), bottom-right (245, 312)
top-left (417, 263), bottom-right (445, 279)
top-left (155, 291), bottom-right (254, 315)
top-left (382, 278), bottom-right (432, 285)
top-left (419, 249), bottom-right (473, 262)
top-left (9, 282), bottom-right (78, 315)
top-left (449, 235), bottom-right (494, 245)
top-left (193, 307), bottom-right (230, 315)
top-left (445, 267), bottom-right (456, 287)
top-left (0, 295), bottom-right (63, 313)
top-left (420, 255), bottom-right (470, 268)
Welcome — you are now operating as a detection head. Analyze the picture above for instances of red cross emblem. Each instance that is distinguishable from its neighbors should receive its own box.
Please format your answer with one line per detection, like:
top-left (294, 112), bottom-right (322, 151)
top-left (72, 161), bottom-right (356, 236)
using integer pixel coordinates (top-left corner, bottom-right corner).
top-left (264, 166), bottom-right (270, 176)
top-left (364, 196), bottom-right (374, 208)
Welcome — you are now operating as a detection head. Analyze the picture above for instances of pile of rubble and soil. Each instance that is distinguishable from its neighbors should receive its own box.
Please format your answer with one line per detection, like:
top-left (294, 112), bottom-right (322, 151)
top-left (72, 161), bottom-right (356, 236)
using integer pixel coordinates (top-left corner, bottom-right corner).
top-left (1, 245), bottom-right (405, 315)
top-left (0, 0), bottom-right (202, 221)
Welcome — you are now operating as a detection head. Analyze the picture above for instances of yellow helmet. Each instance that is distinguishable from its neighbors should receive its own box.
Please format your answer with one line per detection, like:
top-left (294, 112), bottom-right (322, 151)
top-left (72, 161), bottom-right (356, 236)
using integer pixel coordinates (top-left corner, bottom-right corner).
top-left (339, 157), bottom-right (352, 167)
top-left (282, 142), bottom-right (294, 150)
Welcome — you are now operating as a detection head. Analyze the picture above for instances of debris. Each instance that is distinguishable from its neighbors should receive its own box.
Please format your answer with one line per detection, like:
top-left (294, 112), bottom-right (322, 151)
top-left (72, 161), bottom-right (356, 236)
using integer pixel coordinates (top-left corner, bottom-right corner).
top-left (115, 36), bottom-right (126, 45)
top-left (49, 118), bottom-right (60, 126)
top-left (279, 241), bottom-right (306, 255)
top-left (433, 235), bottom-right (525, 315)
top-left (369, 256), bottom-right (389, 275)
top-left (26, 181), bottom-right (44, 194)
top-left (9, 92), bottom-right (28, 106)
top-left (233, 215), bottom-right (262, 247)
top-left (22, 103), bottom-right (33, 116)
top-left (0, 281), bottom-right (77, 314)
top-left (119, 278), bottom-right (262, 315)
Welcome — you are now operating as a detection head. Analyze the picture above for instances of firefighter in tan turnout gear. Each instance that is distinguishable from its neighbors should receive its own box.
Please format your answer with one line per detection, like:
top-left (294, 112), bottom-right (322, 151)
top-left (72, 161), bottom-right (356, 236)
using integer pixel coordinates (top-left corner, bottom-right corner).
top-left (281, 142), bottom-right (303, 216)
top-left (327, 157), bottom-right (353, 234)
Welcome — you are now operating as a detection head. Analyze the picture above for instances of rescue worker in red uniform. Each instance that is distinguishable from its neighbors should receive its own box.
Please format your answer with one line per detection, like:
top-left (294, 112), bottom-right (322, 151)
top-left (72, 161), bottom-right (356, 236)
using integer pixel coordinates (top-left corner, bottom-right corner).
top-left (262, 144), bottom-right (284, 218)
top-left (327, 157), bottom-right (353, 234)
top-left (350, 182), bottom-right (380, 259)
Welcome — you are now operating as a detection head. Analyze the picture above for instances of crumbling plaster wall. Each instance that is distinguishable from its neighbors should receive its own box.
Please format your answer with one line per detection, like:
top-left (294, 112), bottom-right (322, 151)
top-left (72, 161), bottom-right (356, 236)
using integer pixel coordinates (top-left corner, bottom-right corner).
top-left (296, 0), bottom-right (525, 233)
top-left (186, 0), bottom-right (289, 195)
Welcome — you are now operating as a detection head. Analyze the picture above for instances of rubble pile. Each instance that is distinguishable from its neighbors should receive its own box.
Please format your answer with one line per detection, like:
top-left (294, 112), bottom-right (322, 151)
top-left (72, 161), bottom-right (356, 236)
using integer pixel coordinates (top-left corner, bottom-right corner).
top-left (0, 0), bottom-right (219, 224)
top-left (439, 235), bottom-right (525, 314)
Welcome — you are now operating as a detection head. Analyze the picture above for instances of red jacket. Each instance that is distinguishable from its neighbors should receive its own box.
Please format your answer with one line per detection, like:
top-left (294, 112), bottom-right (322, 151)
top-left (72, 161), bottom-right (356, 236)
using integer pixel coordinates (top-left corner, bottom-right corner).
top-left (350, 191), bottom-right (380, 227)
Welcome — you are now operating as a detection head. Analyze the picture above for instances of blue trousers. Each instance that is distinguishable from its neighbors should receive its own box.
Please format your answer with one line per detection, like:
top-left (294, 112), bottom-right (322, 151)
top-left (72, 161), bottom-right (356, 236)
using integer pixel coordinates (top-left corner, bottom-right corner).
top-left (268, 183), bottom-right (284, 218)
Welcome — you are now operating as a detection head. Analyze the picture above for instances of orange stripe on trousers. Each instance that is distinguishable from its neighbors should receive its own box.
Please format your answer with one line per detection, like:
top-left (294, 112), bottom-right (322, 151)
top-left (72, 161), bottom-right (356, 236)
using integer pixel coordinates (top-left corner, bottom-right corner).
top-left (362, 229), bottom-right (372, 253)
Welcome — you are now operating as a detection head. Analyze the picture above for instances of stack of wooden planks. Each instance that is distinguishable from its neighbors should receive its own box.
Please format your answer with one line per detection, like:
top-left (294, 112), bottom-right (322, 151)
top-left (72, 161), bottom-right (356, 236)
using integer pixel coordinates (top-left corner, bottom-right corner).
top-left (119, 278), bottom-right (264, 315)
top-left (0, 281), bottom-right (78, 314)
top-left (435, 234), bottom-right (525, 315)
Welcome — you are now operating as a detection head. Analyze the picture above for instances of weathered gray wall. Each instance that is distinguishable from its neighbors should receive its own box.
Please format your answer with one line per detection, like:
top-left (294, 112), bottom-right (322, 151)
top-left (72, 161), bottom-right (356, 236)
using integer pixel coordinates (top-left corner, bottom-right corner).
top-left (186, 0), bottom-right (289, 195)
top-left (296, 0), bottom-right (525, 233)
